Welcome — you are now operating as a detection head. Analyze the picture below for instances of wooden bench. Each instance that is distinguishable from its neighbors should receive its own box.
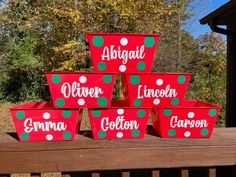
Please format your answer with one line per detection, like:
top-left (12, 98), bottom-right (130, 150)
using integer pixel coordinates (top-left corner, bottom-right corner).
top-left (0, 127), bottom-right (236, 177)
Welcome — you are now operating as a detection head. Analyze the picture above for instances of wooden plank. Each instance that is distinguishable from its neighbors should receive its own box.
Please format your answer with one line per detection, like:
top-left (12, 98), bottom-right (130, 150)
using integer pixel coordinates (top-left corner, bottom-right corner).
top-left (61, 174), bottom-right (70, 177)
top-left (91, 173), bottom-right (100, 177)
top-left (30, 174), bottom-right (40, 177)
top-left (209, 168), bottom-right (216, 177)
top-left (1, 128), bottom-right (236, 153)
top-left (0, 128), bottom-right (236, 174)
top-left (122, 171), bottom-right (130, 177)
top-left (181, 169), bottom-right (189, 177)
top-left (152, 170), bottom-right (160, 177)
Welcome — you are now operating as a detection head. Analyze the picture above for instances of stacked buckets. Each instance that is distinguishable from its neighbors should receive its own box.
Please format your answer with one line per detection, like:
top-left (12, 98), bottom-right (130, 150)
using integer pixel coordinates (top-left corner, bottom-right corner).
top-left (10, 33), bottom-right (220, 142)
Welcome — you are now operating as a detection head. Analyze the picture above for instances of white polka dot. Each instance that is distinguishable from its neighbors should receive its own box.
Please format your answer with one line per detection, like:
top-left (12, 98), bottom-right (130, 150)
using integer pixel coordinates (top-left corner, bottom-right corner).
top-left (117, 109), bottom-right (124, 115)
top-left (156, 79), bottom-right (163, 86)
top-left (119, 65), bottom-right (127, 72)
top-left (184, 131), bottom-right (191, 137)
top-left (117, 132), bottom-right (123, 138)
top-left (120, 38), bottom-right (128, 46)
top-left (43, 112), bottom-right (50, 119)
top-left (78, 99), bottom-right (85, 105)
top-left (46, 134), bottom-right (53, 141)
top-left (79, 76), bottom-right (87, 83)
top-left (188, 112), bottom-right (195, 118)
top-left (153, 98), bottom-right (160, 105)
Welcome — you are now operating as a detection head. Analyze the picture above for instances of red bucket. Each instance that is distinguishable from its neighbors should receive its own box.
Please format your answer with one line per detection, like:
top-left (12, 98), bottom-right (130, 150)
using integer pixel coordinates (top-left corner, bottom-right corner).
top-left (46, 72), bottom-right (116, 108)
top-left (122, 73), bottom-right (190, 107)
top-left (152, 100), bottom-right (220, 138)
top-left (88, 100), bottom-right (151, 139)
top-left (10, 102), bottom-right (81, 142)
top-left (86, 33), bottom-right (159, 73)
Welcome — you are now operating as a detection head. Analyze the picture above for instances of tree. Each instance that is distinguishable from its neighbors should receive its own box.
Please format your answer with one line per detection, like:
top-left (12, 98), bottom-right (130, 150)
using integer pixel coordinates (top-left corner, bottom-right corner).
top-left (188, 32), bottom-right (226, 127)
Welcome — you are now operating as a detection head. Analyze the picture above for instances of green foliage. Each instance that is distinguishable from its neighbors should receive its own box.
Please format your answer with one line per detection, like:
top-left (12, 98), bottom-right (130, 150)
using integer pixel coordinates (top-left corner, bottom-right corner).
top-left (187, 32), bottom-right (226, 127)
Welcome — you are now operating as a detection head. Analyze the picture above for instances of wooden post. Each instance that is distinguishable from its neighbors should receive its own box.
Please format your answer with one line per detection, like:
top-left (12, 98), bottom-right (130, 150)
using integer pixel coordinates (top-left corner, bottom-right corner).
top-left (226, 21), bottom-right (236, 127)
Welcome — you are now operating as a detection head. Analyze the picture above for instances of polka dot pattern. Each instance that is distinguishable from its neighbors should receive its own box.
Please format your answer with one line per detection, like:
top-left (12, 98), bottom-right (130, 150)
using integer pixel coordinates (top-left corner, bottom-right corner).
top-left (103, 74), bottom-right (112, 83)
top-left (79, 76), bottom-right (87, 83)
top-left (62, 110), bottom-right (71, 118)
top-left (97, 61), bottom-right (106, 71)
top-left (144, 36), bottom-right (155, 48)
top-left (63, 131), bottom-right (72, 139)
top-left (131, 129), bottom-right (140, 137)
top-left (184, 131), bottom-right (191, 137)
top-left (134, 99), bottom-right (142, 106)
top-left (177, 75), bottom-right (186, 84)
top-left (137, 109), bottom-right (145, 118)
top-left (21, 132), bottom-right (29, 141)
top-left (209, 109), bottom-right (217, 117)
top-left (78, 99), bottom-right (85, 106)
top-left (168, 129), bottom-right (176, 137)
top-left (119, 65), bottom-right (127, 72)
top-left (98, 131), bottom-right (106, 139)
top-left (117, 109), bottom-right (124, 115)
top-left (187, 112), bottom-right (194, 118)
top-left (171, 98), bottom-right (179, 106)
top-left (164, 109), bottom-right (172, 116)
top-left (51, 74), bottom-right (61, 84)
top-left (92, 110), bottom-right (101, 117)
top-left (137, 61), bottom-right (146, 71)
top-left (120, 38), bottom-right (128, 46)
top-left (97, 97), bottom-right (108, 107)
top-left (55, 98), bottom-right (65, 107)
top-left (43, 112), bottom-right (50, 120)
top-left (16, 111), bottom-right (25, 120)
top-left (92, 36), bottom-right (104, 47)
top-left (156, 79), bottom-right (163, 86)
top-left (201, 128), bottom-right (209, 136)
top-left (130, 75), bottom-right (140, 85)
top-left (46, 134), bottom-right (53, 141)
top-left (117, 132), bottom-right (123, 138)
top-left (153, 98), bottom-right (160, 105)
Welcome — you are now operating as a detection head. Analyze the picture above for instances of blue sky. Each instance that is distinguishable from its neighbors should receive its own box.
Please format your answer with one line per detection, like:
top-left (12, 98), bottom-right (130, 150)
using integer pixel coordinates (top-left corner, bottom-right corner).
top-left (184, 0), bottom-right (229, 38)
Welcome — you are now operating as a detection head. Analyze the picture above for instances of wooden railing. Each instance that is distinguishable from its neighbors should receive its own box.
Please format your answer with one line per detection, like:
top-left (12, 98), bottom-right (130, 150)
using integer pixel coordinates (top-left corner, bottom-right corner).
top-left (0, 127), bottom-right (236, 177)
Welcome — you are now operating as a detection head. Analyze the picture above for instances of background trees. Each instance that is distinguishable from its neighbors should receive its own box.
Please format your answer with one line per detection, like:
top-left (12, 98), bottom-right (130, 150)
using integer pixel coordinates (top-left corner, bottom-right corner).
top-left (0, 0), bottom-right (226, 126)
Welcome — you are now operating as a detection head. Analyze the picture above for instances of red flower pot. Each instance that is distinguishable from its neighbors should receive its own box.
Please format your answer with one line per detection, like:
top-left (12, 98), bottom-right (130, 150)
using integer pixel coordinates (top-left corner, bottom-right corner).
top-left (88, 100), bottom-right (151, 139)
top-left (10, 102), bottom-right (81, 142)
top-left (86, 33), bottom-right (159, 73)
top-left (46, 72), bottom-right (116, 108)
top-left (122, 73), bottom-right (190, 107)
top-left (152, 100), bottom-right (220, 138)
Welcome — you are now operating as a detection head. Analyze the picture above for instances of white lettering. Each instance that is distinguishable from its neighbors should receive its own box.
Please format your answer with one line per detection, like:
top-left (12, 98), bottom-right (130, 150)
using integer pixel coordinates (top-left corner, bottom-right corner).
top-left (170, 116), bottom-right (209, 128)
top-left (24, 118), bottom-right (67, 133)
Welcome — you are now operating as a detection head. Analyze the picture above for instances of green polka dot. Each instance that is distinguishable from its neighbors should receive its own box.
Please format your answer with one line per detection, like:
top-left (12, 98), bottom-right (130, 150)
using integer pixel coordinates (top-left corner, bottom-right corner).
top-left (130, 75), bottom-right (140, 85)
top-left (168, 129), bottom-right (176, 137)
top-left (92, 36), bottom-right (104, 47)
top-left (16, 111), bottom-right (25, 120)
top-left (92, 110), bottom-right (101, 117)
top-left (51, 74), bottom-right (61, 84)
top-left (137, 109), bottom-right (145, 118)
top-left (98, 131), bottom-right (106, 139)
top-left (137, 61), bottom-right (146, 71)
top-left (62, 110), bottom-right (71, 118)
top-left (97, 61), bottom-right (106, 71)
top-left (134, 99), bottom-right (142, 106)
top-left (131, 129), bottom-right (140, 137)
top-left (201, 128), bottom-right (209, 136)
top-left (55, 98), bottom-right (65, 107)
top-left (163, 109), bottom-right (172, 116)
top-left (63, 131), bottom-right (72, 139)
top-left (144, 36), bottom-right (155, 48)
top-left (97, 97), bottom-right (108, 107)
top-left (171, 98), bottom-right (179, 106)
top-left (20, 132), bottom-right (29, 140)
top-left (177, 75), bottom-right (186, 84)
top-left (208, 109), bottom-right (217, 117)
top-left (103, 74), bottom-right (112, 83)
